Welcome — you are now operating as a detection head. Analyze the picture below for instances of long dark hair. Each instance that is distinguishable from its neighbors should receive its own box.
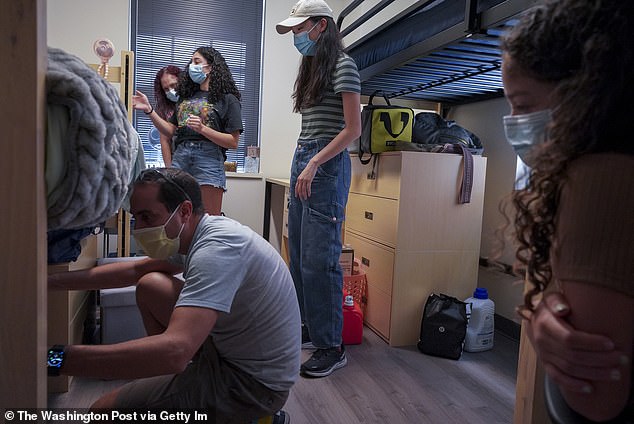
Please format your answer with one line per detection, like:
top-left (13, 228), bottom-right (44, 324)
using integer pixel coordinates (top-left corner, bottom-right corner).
top-left (153, 65), bottom-right (181, 120)
top-left (179, 46), bottom-right (241, 104)
top-left (292, 16), bottom-right (345, 112)
top-left (500, 0), bottom-right (634, 312)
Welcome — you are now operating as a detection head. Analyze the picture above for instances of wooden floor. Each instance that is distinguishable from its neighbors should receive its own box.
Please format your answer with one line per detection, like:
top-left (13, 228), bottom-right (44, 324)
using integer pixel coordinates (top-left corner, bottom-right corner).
top-left (49, 328), bottom-right (519, 423)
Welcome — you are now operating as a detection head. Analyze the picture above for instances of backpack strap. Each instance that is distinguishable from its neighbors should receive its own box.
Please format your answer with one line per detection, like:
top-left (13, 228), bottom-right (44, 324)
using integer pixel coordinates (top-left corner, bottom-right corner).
top-left (367, 154), bottom-right (379, 180)
top-left (358, 141), bottom-right (373, 165)
top-left (440, 143), bottom-right (474, 204)
top-left (358, 152), bottom-right (373, 165)
top-left (368, 90), bottom-right (391, 106)
top-left (357, 149), bottom-right (378, 179)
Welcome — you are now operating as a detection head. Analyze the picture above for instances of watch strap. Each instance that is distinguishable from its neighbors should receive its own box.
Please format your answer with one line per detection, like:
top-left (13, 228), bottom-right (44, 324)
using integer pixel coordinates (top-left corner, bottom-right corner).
top-left (47, 344), bottom-right (66, 377)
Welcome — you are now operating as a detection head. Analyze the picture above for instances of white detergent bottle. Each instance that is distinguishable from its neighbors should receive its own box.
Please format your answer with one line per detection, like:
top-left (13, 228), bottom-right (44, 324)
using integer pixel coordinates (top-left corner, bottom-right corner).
top-left (464, 287), bottom-right (495, 352)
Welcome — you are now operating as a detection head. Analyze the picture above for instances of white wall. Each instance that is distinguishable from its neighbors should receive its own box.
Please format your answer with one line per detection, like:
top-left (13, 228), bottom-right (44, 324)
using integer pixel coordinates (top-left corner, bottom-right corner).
top-left (259, 1), bottom-right (303, 179)
top-left (449, 98), bottom-right (523, 322)
top-left (449, 98), bottom-right (517, 263)
top-left (47, 0), bottom-right (129, 66)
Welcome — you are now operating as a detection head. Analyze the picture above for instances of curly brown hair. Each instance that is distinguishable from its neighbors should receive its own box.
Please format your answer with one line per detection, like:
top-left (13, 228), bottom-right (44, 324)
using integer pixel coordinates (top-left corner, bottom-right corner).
top-left (501, 0), bottom-right (634, 312)
top-left (179, 46), bottom-right (241, 104)
top-left (292, 16), bottom-right (345, 112)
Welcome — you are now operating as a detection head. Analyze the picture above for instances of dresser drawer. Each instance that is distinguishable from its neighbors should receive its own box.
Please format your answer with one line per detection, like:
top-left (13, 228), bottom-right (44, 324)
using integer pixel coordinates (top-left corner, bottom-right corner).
top-left (346, 193), bottom-right (398, 247)
top-left (344, 231), bottom-right (394, 296)
top-left (350, 153), bottom-right (401, 199)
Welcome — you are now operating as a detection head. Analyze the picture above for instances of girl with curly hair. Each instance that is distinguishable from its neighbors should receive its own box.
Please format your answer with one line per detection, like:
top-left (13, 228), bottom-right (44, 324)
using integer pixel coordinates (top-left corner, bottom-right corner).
top-left (501, 0), bottom-right (633, 420)
top-left (134, 47), bottom-right (243, 215)
top-left (153, 65), bottom-right (181, 166)
top-left (276, 0), bottom-right (361, 378)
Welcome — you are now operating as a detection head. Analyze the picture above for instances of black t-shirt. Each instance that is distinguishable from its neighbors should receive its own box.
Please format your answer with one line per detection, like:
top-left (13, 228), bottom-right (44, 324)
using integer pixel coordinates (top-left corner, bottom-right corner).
top-left (169, 91), bottom-right (243, 146)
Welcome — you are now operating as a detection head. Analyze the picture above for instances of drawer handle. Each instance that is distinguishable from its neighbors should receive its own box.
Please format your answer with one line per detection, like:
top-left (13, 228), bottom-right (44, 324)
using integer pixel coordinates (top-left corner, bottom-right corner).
top-left (364, 211), bottom-right (374, 220)
top-left (362, 256), bottom-right (370, 267)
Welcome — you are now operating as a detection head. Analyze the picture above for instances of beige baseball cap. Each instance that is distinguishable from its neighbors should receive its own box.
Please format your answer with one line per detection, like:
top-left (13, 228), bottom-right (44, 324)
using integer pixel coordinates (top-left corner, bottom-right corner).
top-left (276, 0), bottom-right (334, 34)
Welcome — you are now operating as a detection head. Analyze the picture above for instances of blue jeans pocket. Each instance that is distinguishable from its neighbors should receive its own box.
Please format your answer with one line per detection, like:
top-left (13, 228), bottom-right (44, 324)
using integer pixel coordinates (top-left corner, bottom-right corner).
top-left (306, 200), bottom-right (345, 225)
top-left (316, 153), bottom-right (341, 179)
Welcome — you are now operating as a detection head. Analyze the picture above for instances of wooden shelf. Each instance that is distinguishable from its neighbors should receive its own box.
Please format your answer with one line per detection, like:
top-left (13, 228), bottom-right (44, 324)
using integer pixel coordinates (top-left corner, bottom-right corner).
top-left (47, 235), bottom-right (97, 393)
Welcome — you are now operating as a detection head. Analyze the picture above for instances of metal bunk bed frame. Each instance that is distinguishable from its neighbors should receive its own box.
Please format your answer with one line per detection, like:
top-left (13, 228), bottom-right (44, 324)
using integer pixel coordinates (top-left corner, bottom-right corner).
top-left (338, 0), bottom-right (535, 105)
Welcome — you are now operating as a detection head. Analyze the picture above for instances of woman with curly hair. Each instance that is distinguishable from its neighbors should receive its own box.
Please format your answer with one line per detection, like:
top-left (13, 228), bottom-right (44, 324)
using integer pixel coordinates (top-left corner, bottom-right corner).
top-left (134, 47), bottom-right (243, 215)
top-left (501, 0), bottom-right (633, 421)
top-left (276, 0), bottom-right (361, 377)
top-left (153, 65), bottom-right (181, 167)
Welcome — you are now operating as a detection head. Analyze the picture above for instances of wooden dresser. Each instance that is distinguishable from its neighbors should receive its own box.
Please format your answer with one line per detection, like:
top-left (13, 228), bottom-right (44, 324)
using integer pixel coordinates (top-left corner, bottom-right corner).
top-left (345, 151), bottom-right (487, 346)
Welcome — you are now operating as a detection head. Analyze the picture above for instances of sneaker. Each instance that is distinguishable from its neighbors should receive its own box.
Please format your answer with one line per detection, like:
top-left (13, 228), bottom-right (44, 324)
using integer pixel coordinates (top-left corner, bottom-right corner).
top-left (252, 410), bottom-right (289, 424)
top-left (272, 410), bottom-right (290, 424)
top-left (300, 345), bottom-right (347, 377)
top-left (301, 325), bottom-right (315, 349)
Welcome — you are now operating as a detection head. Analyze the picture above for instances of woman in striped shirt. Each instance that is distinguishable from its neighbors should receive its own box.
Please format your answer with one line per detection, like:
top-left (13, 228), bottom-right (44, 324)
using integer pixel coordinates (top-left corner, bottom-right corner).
top-left (276, 0), bottom-right (362, 378)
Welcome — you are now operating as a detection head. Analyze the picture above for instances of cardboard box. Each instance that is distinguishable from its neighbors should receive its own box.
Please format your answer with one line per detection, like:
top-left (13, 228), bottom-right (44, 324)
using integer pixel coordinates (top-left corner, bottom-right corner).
top-left (340, 245), bottom-right (354, 276)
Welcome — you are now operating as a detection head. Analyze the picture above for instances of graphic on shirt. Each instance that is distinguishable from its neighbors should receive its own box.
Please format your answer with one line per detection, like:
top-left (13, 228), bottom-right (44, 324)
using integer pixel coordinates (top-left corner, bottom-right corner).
top-left (176, 97), bottom-right (215, 129)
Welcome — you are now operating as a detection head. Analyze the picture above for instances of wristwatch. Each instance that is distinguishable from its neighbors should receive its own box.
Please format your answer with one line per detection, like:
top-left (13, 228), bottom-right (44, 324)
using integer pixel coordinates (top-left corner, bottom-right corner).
top-left (47, 345), bottom-right (66, 376)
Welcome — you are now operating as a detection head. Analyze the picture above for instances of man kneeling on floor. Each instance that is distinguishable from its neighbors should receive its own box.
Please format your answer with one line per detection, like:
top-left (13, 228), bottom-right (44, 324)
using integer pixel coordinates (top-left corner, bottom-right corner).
top-left (47, 168), bottom-right (300, 424)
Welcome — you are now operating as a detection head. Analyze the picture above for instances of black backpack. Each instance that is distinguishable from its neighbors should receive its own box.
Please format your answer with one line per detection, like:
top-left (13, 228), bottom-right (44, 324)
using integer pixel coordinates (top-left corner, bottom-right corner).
top-left (417, 293), bottom-right (468, 360)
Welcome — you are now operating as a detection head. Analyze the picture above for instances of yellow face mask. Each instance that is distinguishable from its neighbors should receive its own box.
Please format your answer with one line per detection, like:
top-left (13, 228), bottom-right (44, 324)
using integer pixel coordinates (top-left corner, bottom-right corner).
top-left (132, 205), bottom-right (184, 259)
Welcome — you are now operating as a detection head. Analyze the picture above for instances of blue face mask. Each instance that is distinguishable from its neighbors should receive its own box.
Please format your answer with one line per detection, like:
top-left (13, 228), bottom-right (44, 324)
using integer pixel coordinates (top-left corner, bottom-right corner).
top-left (293, 23), bottom-right (319, 56)
top-left (188, 63), bottom-right (208, 84)
top-left (503, 109), bottom-right (551, 167)
top-left (165, 88), bottom-right (179, 102)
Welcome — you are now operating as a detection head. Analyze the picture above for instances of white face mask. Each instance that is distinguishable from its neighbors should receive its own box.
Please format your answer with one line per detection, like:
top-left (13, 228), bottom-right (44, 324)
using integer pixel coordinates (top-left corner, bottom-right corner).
top-left (293, 22), bottom-right (320, 56)
top-left (165, 88), bottom-right (179, 102)
top-left (188, 63), bottom-right (208, 84)
top-left (503, 109), bottom-right (551, 167)
top-left (132, 205), bottom-right (184, 259)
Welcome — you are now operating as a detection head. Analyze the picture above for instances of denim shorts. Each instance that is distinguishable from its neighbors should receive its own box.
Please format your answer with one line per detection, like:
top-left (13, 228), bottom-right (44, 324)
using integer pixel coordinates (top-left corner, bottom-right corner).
top-left (172, 141), bottom-right (226, 190)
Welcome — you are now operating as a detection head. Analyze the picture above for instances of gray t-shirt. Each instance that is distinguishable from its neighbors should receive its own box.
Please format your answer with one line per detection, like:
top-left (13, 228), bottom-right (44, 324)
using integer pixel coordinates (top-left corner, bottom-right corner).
top-left (172, 214), bottom-right (300, 391)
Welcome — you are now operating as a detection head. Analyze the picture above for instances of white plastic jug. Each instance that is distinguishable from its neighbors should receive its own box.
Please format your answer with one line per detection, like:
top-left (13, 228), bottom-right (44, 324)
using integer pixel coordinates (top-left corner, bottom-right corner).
top-left (464, 287), bottom-right (495, 352)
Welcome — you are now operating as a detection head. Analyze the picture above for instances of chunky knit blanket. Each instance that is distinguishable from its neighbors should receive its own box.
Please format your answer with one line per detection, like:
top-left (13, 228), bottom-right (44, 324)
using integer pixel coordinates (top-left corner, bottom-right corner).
top-left (46, 47), bottom-right (140, 230)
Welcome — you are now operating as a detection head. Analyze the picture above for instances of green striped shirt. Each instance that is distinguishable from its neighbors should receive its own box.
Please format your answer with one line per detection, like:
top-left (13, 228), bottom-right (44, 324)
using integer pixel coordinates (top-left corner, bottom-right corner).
top-left (298, 53), bottom-right (361, 141)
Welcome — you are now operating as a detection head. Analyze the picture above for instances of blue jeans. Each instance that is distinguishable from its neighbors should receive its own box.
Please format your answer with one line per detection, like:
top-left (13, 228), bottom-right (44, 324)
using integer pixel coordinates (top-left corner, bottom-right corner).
top-left (288, 139), bottom-right (351, 349)
top-left (172, 141), bottom-right (226, 190)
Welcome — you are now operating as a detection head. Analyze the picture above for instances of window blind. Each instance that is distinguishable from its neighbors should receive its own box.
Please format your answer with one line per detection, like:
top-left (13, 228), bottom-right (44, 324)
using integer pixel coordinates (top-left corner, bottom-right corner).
top-left (131, 0), bottom-right (264, 171)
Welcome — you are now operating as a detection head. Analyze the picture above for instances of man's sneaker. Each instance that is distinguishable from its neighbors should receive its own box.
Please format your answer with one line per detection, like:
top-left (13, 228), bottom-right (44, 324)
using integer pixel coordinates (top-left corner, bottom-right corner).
top-left (301, 324), bottom-right (315, 349)
top-left (300, 345), bottom-right (347, 377)
top-left (252, 410), bottom-right (290, 424)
